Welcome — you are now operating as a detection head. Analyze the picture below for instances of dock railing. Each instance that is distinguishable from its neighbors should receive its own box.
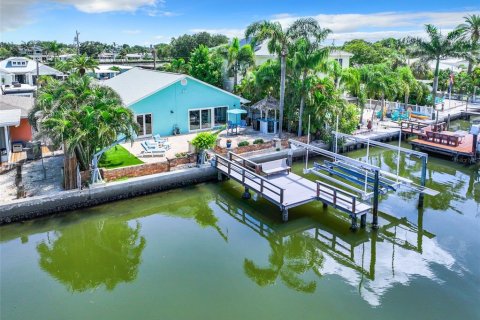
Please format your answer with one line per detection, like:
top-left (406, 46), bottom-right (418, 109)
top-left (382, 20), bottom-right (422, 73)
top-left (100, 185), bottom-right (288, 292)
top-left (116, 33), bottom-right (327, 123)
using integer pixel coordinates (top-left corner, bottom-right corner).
top-left (316, 180), bottom-right (358, 213)
top-left (400, 120), bottom-right (430, 133)
top-left (215, 155), bottom-right (285, 205)
top-left (228, 152), bottom-right (261, 174)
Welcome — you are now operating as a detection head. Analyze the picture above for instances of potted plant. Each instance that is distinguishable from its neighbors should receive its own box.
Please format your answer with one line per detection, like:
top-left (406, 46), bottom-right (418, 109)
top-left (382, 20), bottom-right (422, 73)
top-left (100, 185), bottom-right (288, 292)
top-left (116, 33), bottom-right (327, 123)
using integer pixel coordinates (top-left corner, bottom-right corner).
top-left (191, 132), bottom-right (217, 165)
top-left (226, 139), bottom-right (232, 148)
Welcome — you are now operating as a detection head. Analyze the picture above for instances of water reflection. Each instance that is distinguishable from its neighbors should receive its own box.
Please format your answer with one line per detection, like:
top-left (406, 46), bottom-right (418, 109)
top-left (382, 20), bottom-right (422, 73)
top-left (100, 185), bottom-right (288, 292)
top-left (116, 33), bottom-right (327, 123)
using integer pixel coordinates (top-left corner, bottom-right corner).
top-left (36, 219), bottom-right (146, 292)
top-left (215, 192), bottom-right (455, 306)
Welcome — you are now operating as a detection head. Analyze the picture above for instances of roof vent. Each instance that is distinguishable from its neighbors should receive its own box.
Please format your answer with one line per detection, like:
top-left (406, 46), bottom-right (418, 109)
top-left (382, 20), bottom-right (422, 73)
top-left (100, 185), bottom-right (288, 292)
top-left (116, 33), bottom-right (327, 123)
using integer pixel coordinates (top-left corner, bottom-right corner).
top-left (181, 78), bottom-right (187, 86)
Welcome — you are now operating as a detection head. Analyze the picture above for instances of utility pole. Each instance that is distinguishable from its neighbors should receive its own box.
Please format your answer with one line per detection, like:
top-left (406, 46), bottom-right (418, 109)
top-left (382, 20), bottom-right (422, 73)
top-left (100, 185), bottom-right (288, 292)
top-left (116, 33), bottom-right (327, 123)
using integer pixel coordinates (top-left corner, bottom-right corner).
top-left (74, 30), bottom-right (80, 55)
top-left (151, 44), bottom-right (157, 70)
top-left (112, 42), bottom-right (116, 63)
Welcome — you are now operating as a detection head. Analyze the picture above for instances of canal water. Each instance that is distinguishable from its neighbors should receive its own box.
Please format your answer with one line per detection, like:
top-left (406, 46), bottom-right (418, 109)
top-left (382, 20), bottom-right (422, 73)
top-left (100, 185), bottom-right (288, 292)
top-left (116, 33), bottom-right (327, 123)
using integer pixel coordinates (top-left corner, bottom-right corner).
top-left (1, 124), bottom-right (479, 319)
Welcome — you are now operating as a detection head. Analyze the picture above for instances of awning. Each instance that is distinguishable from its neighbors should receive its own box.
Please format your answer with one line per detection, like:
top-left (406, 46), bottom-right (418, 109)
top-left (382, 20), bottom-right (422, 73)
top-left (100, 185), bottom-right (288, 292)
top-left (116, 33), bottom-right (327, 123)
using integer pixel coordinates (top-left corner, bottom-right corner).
top-left (0, 109), bottom-right (21, 127)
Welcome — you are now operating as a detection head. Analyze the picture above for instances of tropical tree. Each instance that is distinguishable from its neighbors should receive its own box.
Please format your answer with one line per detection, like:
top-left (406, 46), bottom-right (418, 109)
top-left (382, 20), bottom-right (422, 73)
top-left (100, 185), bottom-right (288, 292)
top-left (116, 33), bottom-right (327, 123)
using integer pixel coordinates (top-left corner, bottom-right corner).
top-left (245, 18), bottom-right (323, 138)
top-left (410, 59), bottom-right (433, 79)
top-left (396, 66), bottom-right (418, 109)
top-left (163, 58), bottom-right (189, 74)
top-left (70, 54), bottom-right (99, 76)
top-left (189, 45), bottom-right (223, 87)
top-left (292, 39), bottom-right (330, 136)
top-left (45, 41), bottom-right (62, 58)
top-left (221, 37), bottom-right (255, 90)
top-left (289, 19), bottom-right (331, 136)
top-left (341, 67), bottom-right (367, 124)
top-left (29, 74), bottom-right (138, 173)
top-left (409, 24), bottom-right (469, 106)
top-left (456, 14), bottom-right (480, 74)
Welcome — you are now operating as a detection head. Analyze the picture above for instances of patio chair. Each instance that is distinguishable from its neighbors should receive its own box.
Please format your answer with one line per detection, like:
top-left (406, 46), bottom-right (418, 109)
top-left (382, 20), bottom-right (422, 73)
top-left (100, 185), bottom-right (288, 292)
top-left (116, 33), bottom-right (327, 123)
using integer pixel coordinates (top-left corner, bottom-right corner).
top-left (140, 141), bottom-right (166, 157)
top-left (227, 120), bottom-right (237, 135)
top-left (153, 134), bottom-right (168, 143)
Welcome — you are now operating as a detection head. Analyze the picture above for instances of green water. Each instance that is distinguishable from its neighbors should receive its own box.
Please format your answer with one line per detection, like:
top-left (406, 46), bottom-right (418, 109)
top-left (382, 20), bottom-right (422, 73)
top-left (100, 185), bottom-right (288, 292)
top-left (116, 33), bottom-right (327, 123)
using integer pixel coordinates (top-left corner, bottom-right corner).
top-left (1, 133), bottom-right (479, 319)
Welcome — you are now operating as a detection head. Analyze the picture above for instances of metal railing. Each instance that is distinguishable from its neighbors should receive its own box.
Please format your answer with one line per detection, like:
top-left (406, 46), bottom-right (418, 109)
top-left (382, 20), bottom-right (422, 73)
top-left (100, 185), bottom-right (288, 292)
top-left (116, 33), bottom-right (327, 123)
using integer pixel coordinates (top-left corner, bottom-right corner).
top-left (215, 155), bottom-right (284, 205)
top-left (316, 180), bottom-right (358, 213)
top-left (228, 152), bottom-right (261, 174)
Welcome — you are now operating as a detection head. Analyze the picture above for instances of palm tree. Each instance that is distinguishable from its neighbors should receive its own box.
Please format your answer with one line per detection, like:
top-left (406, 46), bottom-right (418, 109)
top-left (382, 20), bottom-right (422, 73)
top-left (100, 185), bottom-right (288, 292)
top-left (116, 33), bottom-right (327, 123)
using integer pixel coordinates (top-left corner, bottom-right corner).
top-left (292, 38), bottom-right (330, 136)
top-left (246, 18), bottom-right (328, 138)
top-left (222, 37), bottom-right (255, 90)
top-left (341, 67), bottom-right (366, 124)
top-left (289, 19), bottom-right (331, 136)
top-left (409, 24), bottom-right (469, 105)
top-left (45, 41), bottom-right (61, 59)
top-left (397, 66), bottom-right (418, 109)
top-left (70, 54), bottom-right (99, 76)
top-left (29, 74), bottom-right (138, 173)
top-left (456, 14), bottom-right (480, 74)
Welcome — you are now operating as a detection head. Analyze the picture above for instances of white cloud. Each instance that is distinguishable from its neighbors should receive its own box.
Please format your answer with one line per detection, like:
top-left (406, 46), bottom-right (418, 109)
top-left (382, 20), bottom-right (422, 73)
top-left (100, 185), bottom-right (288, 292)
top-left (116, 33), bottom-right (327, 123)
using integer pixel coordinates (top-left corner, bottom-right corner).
top-left (189, 28), bottom-right (245, 39)
top-left (0, 0), bottom-right (37, 32)
top-left (154, 35), bottom-right (165, 39)
top-left (271, 11), bottom-right (478, 33)
top-left (123, 29), bottom-right (142, 35)
top-left (0, 0), bottom-right (173, 32)
top-left (59, 0), bottom-right (158, 14)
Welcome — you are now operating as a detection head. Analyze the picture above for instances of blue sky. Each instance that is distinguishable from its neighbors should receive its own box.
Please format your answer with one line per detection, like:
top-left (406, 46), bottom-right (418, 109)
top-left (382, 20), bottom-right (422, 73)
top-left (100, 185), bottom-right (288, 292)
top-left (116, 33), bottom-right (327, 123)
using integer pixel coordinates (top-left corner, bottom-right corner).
top-left (1, 0), bottom-right (479, 45)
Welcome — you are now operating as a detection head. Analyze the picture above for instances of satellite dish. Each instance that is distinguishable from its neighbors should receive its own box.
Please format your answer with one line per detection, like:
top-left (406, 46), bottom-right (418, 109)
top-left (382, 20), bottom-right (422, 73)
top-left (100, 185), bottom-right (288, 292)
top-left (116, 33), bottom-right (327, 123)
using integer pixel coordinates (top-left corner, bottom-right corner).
top-left (181, 78), bottom-right (187, 86)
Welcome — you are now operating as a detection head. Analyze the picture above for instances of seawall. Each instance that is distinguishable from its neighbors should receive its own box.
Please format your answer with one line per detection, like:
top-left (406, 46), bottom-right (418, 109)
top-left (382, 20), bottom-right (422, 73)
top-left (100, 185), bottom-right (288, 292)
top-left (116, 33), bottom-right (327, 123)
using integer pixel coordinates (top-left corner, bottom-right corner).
top-left (0, 166), bottom-right (217, 224)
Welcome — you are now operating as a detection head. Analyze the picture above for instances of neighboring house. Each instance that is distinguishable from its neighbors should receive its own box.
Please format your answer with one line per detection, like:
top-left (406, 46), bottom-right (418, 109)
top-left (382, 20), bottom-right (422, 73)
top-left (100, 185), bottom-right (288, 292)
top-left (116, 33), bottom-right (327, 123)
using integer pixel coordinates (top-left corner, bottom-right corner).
top-left (0, 95), bottom-right (34, 164)
top-left (89, 65), bottom-right (133, 80)
top-left (102, 67), bottom-right (249, 137)
top-left (409, 58), bottom-right (469, 73)
top-left (58, 53), bottom-right (76, 61)
top-left (0, 57), bottom-right (64, 86)
top-left (221, 39), bottom-right (353, 91)
top-left (98, 52), bottom-right (115, 63)
top-left (125, 53), bottom-right (145, 60)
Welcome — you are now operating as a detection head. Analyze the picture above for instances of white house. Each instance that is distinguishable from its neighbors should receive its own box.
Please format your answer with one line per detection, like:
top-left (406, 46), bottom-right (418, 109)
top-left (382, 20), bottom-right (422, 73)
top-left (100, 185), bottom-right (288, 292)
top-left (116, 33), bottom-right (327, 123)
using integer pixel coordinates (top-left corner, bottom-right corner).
top-left (222, 39), bottom-right (353, 91)
top-left (0, 57), bottom-right (64, 86)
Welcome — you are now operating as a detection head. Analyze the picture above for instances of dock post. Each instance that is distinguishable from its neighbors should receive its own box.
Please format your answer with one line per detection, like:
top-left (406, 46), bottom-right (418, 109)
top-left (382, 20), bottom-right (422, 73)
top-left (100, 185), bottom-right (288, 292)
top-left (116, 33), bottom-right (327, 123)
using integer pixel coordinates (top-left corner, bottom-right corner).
top-left (447, 114), bottom-right (451, 130)
top-left (322, 202), bottom-right (328, 209)
top-left (282, 208), bottom-right (289, 222)
top-left (418, 156), bottom-right (427, 208)
top-left (360, 214), bottom-right (367, 228)
top-left (242, 187), bottom-right (251, 199)
top-left (372, 170), bottom-right (379, 229)
top-left (217, 172), bottom-right (224, 181)
top-left (350, 215), bottom-right (358, 231)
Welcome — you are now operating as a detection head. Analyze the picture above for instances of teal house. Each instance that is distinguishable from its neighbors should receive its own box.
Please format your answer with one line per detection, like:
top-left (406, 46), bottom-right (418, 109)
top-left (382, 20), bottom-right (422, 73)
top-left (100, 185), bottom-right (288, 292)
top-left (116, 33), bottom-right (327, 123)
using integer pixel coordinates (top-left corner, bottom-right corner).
top-left (103, 67), bottom-right (248, 137)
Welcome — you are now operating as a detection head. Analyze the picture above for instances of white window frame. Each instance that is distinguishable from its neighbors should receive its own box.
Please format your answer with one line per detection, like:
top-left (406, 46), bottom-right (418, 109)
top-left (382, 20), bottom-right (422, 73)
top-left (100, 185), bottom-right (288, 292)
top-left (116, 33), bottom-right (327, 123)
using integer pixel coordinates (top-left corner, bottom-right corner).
top-left (135, 113), bottom-right (153, 137)
top-left (187, 106), bottom-right (228, 132)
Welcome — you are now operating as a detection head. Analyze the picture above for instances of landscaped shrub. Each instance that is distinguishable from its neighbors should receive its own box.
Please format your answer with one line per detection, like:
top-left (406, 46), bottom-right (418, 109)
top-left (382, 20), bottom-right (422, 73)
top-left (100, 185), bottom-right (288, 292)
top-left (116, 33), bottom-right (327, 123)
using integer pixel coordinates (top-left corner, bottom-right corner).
top-left (191, 132), bottom-right (217, 151)
top-left (238, 141), bottom-right (250, 147)
top-left (253, 139), bottom-right (264, 145)
top-left (175, 152), bottom-right (188, 158)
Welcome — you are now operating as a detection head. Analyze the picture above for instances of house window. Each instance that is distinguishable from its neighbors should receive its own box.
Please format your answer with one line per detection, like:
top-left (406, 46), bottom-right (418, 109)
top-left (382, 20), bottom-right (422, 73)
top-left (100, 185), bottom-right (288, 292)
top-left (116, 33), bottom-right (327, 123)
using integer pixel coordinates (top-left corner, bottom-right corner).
top-left (136, 113), bottom-right (152, 136)
top-left (214, 107), bottom-right (228, 126)
top-left (336, 58), bottom-right (343, 67)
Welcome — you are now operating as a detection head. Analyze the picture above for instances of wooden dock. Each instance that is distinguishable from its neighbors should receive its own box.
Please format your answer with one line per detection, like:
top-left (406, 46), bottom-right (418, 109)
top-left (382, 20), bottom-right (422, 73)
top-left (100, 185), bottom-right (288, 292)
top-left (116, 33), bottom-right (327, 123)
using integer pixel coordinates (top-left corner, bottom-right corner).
top-left (213, 154), bottom-right (371, 224)
top-left (410, 133), bottom-right (476, 162)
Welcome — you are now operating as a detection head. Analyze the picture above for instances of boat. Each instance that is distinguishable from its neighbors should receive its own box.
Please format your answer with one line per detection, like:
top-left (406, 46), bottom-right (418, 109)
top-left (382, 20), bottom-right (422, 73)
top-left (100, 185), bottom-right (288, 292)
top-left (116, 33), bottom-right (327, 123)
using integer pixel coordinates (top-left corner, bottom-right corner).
top-left (410, 111), bottom-right (430, 120)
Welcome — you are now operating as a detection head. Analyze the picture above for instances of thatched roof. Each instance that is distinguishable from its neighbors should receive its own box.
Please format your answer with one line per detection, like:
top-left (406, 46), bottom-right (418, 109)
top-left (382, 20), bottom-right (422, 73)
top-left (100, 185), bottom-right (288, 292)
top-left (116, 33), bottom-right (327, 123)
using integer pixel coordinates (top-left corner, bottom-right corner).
top-left (249, 96), bottom-right (279, 111)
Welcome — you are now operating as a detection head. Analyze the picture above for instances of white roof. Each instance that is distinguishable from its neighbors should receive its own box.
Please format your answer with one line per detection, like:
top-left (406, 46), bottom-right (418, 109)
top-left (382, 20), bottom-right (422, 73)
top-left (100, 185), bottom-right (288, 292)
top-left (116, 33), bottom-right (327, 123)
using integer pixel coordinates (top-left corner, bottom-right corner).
top-left (0, 109), bottom-right (21, 127)
top-left (0, 95), bottom-right (34, 117)
top-left (0, 57), bottom-right (63, 76)
top-left (102, 67), bottom-right (248, 105)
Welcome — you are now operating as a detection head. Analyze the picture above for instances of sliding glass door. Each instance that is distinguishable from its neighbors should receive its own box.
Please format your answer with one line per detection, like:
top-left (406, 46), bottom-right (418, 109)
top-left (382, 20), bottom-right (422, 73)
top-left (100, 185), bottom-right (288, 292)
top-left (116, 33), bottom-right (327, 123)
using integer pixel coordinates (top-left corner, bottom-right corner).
top-left (189, 106), bottom-right (227, 132)
top-left (136, 113), bottom-right (152, 137)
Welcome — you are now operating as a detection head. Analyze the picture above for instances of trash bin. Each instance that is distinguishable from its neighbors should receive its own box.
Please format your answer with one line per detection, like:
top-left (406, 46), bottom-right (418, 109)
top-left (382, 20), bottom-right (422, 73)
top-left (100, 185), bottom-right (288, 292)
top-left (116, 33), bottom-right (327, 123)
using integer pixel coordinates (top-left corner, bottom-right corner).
top-left (25, 141), bottom-right (42, 160)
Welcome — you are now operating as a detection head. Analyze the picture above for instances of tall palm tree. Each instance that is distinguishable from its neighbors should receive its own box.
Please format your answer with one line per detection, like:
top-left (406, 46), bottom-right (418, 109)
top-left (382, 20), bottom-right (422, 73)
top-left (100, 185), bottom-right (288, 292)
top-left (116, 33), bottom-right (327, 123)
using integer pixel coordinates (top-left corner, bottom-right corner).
top-left (456, 14), bottom-right (480, 74)
top-left (222, 37), bottom-right (255, 90)
top-left (70, 54), bottom-right (99, 76)
top-left (289, 19), bottom-right (331, 136)
top-left (292, 38), bottom-right (330, 136)
top-left (341, 67), bottom-right (367, 124)
top-left (409, 24), bottom-right (469, 105)
top-left (246, 18), bottom-right (328, 138)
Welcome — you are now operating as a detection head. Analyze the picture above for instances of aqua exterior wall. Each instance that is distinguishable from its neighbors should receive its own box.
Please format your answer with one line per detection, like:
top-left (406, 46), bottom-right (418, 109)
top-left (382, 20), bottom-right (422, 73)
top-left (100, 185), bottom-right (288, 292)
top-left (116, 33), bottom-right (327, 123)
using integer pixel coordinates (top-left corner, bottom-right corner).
top-left (130, 78), bottom-right (241, 136)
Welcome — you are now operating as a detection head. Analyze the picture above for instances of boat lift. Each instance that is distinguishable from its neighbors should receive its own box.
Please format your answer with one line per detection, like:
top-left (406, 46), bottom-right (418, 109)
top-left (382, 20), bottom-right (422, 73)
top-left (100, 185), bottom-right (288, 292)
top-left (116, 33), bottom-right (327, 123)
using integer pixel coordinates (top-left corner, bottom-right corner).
top-left (289, 131), bottom-right (439, 228)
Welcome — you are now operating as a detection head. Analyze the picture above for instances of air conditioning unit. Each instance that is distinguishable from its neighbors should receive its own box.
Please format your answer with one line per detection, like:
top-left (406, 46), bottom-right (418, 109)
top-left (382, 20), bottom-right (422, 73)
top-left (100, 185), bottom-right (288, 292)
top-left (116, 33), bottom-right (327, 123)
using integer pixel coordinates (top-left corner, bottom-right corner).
top-left (12, 143), bottom-right (23, 152)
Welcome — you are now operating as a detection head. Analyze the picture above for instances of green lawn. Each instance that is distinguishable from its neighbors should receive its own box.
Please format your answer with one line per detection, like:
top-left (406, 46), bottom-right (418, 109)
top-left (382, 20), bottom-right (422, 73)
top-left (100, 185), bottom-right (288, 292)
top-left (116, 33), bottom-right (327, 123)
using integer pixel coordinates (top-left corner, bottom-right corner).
top-left (98, 145), bottom-right (143, 169)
